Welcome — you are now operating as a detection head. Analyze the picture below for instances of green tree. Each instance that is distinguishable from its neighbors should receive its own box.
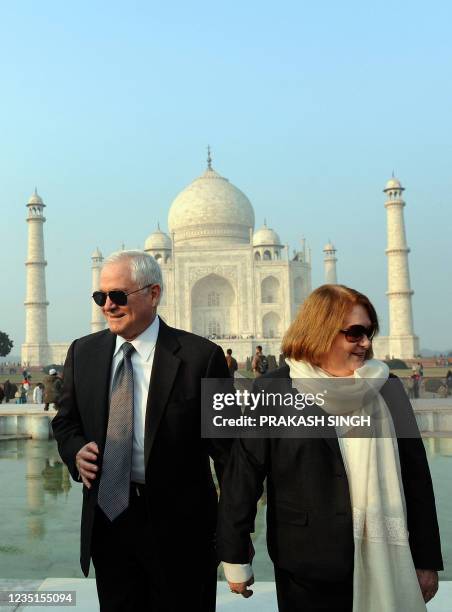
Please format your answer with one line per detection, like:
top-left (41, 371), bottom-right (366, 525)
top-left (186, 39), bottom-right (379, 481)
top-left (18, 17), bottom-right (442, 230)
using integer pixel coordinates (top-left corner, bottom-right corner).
top-left (0, 331), bottom-right (14, 357)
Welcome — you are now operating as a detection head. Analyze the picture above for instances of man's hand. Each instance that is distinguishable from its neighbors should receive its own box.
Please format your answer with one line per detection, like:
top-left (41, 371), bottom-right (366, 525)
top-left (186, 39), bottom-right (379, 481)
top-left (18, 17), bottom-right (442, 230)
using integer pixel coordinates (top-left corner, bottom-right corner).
top-left (76, 442), bottom-right (99, 489)
top-left (228, 576), bottom-right (254, 598)
top-left (416, 569), bottom-right (438, 603)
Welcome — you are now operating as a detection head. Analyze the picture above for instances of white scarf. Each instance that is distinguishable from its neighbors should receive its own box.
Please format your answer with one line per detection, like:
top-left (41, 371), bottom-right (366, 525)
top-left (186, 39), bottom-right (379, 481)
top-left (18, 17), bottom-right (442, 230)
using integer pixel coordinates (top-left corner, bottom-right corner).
top-left (286, 358), bottom-right (426, 612)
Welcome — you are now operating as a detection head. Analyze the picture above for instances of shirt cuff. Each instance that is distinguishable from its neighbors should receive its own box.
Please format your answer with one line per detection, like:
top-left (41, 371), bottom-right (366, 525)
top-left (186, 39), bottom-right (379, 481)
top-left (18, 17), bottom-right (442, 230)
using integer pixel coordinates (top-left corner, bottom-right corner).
top-left (222, 562), bottom-right (253, 583)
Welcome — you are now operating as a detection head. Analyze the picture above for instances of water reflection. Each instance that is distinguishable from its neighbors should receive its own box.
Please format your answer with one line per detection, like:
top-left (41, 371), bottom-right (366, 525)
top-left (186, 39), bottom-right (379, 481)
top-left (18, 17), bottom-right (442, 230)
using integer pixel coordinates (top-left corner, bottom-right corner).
top-left (424, 436), bottom-right (452, 457)
top-left (0, 438), bottom-right (450, 580)
top-left (0, 439), bottom-right (80, 579)
top-left (21, 441), bottom-right (72, 540)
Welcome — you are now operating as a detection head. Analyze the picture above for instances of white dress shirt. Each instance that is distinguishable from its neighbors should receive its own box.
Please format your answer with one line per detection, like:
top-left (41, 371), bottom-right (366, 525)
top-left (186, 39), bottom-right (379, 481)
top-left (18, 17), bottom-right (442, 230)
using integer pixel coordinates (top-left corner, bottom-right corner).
top-left (109, 315), bottom-right (160, 484)
top-left (222, 562), bottom-right (253, 584)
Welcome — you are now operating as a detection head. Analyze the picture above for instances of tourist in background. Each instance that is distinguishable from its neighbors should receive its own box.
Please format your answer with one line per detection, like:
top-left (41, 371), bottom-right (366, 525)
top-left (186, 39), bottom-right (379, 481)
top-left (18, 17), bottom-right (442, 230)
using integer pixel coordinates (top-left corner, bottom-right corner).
top-left (43, 369), bottom-right (62, 411)
top-left (33, 382), bottom-right (44, 404)
top-left (446, 370), bottom-right (452, 396)
top-left (218, 284), bottom-right (442, 612)
top-left (225, 348), bottom-right (238, 378)
top-left (22, 378), bottom-right (31, 403)
top-left (252, 345), bottom-right (268, 378)
top-left (2, 379), bottom-right (11, 403)
top-left (411, 371), bottom-right (421, 399)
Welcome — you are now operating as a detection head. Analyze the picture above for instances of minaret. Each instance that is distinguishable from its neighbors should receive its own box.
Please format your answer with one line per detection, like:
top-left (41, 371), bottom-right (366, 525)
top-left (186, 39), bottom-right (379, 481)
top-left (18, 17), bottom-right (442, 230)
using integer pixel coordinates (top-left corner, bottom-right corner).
top-left (22, 189), bottom-right (49, 366)
top-left (91, 247), bottom-right (105, 333)
top-left (384, 176), bottom-right (419, 358)
top-left (323, 241), bottom-right (338, 284)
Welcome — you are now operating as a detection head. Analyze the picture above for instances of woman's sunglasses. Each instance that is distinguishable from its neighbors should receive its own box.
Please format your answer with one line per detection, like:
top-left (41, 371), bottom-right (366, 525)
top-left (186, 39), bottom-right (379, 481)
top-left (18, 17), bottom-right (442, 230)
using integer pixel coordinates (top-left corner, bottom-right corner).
top-left (339, 325), bottom-right (376, 343)
top-left (92, 284), bottom-right (154, 307)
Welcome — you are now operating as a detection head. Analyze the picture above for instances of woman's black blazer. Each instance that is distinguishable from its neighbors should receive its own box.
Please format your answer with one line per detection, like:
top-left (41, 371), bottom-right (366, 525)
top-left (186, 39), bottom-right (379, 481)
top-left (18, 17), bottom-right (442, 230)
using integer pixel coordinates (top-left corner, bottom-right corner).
top-left (217, 367), bottom-right (443, 583)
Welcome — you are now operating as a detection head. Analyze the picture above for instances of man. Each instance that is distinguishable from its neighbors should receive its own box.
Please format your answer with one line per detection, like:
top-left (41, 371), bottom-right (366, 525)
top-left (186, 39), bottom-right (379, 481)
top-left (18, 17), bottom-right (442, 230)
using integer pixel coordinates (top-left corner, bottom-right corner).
top-left (43, 369), bottom-right (62, 411)
top-left (3, 379), bottom-right (11, 403)
top-left (52, 250), bottom-right (232, 612)
top-left (225, 348), bottom-right (238, 378)
top-left (252, 345), bottom-right (268, 378)
top-left (33, 382), bottom-right (44, 404)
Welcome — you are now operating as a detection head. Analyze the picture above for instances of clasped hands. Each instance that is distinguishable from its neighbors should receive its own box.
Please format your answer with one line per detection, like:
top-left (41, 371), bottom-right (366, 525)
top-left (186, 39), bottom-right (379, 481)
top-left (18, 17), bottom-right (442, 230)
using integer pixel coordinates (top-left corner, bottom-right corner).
top-left (226, 540), bottom-right (255, 598)
top-left (228, 569), bottom-right (438, 601)
top-left (228, 575), bottom-right (255, 598)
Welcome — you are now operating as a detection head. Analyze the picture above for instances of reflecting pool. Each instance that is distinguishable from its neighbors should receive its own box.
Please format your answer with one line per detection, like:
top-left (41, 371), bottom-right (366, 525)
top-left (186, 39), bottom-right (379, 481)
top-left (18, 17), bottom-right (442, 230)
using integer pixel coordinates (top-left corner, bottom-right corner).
top-left (0, 438), bottom-right (450, 581)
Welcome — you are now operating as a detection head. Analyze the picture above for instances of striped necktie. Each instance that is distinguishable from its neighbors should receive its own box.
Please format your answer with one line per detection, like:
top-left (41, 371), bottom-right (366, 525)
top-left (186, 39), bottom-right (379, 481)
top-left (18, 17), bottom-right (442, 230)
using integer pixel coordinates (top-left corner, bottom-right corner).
top-left (98, 342), bottom-right (135, 521)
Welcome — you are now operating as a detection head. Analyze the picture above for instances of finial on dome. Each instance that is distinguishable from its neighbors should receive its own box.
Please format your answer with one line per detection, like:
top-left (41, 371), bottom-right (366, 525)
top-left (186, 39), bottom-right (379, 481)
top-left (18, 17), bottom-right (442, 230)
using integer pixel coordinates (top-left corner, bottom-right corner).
top-left (392, 169), bottom-right (395, 178)
top-left (207, 145), bottom-right (212, 170)
top-left (157, 221), bottom-right (160, 231)
top-left (34, 186), bottom-right (38, 195)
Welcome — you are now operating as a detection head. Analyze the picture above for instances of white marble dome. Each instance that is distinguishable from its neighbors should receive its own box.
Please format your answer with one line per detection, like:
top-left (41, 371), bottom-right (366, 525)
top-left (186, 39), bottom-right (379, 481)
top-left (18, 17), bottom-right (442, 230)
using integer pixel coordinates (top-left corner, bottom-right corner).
top-left (253, 223), bottom-right (281, 246)
top-left (144, 227), bottom-right (172, 251)
top-left (168, 165), bottom-right (255, 245)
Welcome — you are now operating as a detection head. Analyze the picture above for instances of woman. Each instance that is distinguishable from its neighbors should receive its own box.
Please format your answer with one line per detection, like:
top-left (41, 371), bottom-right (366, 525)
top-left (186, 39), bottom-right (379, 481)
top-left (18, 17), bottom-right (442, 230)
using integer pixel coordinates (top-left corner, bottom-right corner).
top-left (217, 285), bottom-right (442, 612)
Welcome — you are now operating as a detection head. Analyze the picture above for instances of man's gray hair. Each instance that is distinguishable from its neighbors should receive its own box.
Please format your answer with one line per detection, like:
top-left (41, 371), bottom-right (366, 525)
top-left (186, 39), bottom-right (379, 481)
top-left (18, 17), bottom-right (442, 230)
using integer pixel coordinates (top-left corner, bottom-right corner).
top-left (103, 250), bottom-right (163, 298)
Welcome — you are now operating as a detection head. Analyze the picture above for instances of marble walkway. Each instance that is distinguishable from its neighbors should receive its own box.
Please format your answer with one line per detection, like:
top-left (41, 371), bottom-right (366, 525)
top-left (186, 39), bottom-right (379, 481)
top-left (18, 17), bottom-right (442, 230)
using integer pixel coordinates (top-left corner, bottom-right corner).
top-left (0, 578), bottom-right (449, 611)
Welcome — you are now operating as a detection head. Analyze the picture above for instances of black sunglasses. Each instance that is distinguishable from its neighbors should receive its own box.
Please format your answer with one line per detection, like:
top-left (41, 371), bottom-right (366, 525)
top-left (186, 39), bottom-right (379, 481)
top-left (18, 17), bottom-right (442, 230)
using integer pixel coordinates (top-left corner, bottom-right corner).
top-left (339, 325), bottom-right (376, 343)
top-left (92, 284), bottom-right (154, 307)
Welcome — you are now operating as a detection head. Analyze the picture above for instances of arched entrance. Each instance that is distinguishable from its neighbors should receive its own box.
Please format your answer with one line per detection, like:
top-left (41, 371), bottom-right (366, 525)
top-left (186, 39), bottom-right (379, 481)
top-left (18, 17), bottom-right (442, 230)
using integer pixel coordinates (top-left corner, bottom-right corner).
top-left (262, 312), bottom-right (281, 338)
top-left (191, 274), bottom-right (237, 338)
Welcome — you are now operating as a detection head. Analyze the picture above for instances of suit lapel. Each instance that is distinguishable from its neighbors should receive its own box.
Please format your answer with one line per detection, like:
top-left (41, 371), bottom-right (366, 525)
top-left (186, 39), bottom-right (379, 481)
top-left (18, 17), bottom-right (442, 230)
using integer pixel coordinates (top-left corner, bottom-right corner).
top-left (144, 319), bottom-right (181, 468)
top-left (96, 332), bottom-right (116, 446)
top-left (81, 330), bottom-right (116, 447)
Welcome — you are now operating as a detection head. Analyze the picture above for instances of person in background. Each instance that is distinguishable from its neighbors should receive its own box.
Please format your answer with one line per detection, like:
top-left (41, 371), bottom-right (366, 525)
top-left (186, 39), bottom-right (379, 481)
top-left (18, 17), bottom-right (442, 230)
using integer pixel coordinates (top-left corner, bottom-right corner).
top-left (225, 348), bottom-right (238, 378)
top-left (411, 371), bottom-right (420, 399)
top-left (43, 369), bottom-right (62, 411)
top-left (252, 346), bottom-right (268, 378)
top-left (446, 370), bottom-right (452, 396)
top-left (22, 378), bottom-right (31, 403)
top-left (2, 379), bottom-right (11, 403)
top-left (33, 382), bottom-right (44, 405)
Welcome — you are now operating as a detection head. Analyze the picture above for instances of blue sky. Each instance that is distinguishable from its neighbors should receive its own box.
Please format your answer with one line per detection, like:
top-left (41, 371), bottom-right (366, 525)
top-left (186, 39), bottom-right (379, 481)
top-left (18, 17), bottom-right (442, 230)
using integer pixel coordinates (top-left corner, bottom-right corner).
top-left (1, 0), bottom-right (451, 353)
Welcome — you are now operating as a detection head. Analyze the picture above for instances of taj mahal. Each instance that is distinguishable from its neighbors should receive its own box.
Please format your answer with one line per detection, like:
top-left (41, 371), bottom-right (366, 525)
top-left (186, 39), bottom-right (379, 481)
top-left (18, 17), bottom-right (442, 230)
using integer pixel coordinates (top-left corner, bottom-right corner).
top-left (21, 151), bottom-right (419, 366)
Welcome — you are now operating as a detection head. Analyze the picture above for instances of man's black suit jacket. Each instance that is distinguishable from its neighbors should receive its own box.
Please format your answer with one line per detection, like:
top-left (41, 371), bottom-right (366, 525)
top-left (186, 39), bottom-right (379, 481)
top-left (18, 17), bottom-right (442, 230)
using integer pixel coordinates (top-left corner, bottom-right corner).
top-left (217, 366), bottom-right (443, 583)
top-left (52, 318), bottom-right (232, 576)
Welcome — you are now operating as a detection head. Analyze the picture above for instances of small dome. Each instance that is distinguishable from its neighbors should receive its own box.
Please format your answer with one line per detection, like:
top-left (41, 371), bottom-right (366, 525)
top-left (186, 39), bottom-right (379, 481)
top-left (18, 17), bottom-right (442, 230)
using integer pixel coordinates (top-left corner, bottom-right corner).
top-left (384, 176), bottom-right (404, 192)
top-left (323, 242), bottom-right (336, 252)
top-left (144, 227), bottom-right (172, 251)
top-left (27, 189), bottom-right (44, 205)
top-left (253, 223), bottom-right (281, 247)
top-left (91, 247), bottom-right (103, 259)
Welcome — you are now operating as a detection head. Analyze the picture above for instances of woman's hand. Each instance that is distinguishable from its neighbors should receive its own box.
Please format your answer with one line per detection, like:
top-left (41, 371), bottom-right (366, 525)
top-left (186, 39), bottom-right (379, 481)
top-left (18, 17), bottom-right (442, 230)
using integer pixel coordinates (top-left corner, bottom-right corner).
top-left (416, 569), bottom-right (438, 602)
